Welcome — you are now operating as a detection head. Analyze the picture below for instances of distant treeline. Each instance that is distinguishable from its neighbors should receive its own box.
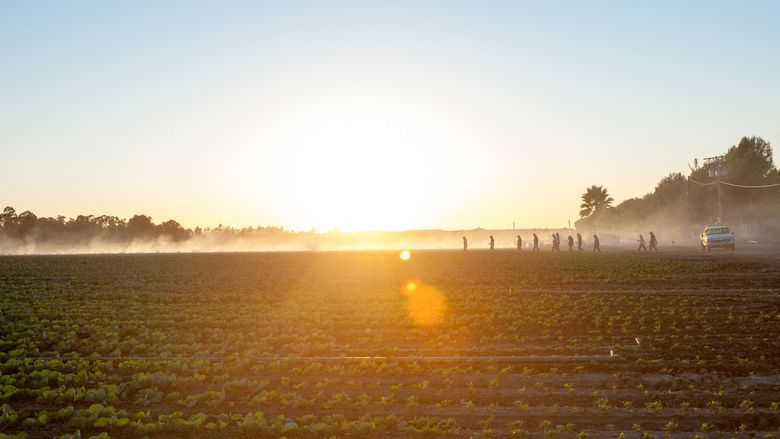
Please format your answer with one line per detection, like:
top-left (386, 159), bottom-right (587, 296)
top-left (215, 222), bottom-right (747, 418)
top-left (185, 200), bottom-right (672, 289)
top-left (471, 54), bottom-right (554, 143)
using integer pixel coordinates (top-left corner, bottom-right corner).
top-left (0, 208), bottom-right (290, 248)
top-left (576, 136), bottom-right (780, 232)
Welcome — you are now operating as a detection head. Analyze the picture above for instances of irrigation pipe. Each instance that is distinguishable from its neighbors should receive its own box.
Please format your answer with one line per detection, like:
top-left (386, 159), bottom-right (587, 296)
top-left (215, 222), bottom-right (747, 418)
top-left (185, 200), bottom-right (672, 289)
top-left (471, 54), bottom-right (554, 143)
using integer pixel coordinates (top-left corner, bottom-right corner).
top-left (15, 354), bottom-right (621, 362)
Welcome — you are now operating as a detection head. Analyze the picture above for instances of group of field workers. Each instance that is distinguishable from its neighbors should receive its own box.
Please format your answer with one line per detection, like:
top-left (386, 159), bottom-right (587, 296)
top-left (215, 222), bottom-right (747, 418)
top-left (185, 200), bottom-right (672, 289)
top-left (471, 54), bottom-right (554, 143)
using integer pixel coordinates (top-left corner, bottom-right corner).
top-left (637, 231), bottom-right (658, 251)
top-left (462, 231), bottom-right (657, 252)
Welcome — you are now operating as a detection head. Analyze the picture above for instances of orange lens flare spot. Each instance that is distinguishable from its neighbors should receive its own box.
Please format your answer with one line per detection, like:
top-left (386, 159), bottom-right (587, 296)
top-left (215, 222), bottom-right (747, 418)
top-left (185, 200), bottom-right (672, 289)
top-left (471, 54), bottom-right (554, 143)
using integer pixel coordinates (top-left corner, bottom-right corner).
top-left (399, 250), bottom-right (411, 261)
top-left (401, 280), bottom-right (447, 327)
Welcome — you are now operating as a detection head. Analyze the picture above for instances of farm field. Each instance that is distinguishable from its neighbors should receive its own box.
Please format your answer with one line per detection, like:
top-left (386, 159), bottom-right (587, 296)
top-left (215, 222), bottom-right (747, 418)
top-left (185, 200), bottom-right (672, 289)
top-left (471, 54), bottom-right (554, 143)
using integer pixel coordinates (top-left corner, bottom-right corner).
top-left (1, 250), bottom-right (779, 438)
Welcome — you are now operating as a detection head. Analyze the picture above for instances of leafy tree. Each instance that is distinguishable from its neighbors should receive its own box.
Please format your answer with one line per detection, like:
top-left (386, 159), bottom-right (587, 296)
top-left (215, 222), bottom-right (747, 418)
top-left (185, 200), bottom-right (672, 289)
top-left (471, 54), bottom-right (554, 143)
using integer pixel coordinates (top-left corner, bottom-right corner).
top-left (160, 219), bottom-right (190, 242)
top-left (652, 173), bottom-right (687, 209)
top-left (94, 215), bottom-right (125, 230)
top-left (0, 206), bottom-right (16, 228)
top-left (126, 214), bottom-right (158, 241)
top-left (721, 136), bottom-right (778, 213)
top-left (17, 211), bottom-right (38, 236)
top-left (579, 185), bottom-right (614, 218)
top-left (725, 136), bottom-right (774, 182)
top-left (68, 214), bottom-right (101, 240)
top-left (689, 136), bottom-right (779, 224)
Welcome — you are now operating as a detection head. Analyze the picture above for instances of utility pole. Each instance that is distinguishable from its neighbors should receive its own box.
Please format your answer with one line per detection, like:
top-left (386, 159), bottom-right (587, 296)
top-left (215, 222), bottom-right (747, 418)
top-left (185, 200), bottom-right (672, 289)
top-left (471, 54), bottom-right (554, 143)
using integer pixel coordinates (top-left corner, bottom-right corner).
top-left (687, 158), bottom-right (698, 228)
top-left (703, 155), bottom-right (727, 224)
top-left (716, 181), bottom-right (723, 224)
top-left (687, 175), bottom-right (692, 226)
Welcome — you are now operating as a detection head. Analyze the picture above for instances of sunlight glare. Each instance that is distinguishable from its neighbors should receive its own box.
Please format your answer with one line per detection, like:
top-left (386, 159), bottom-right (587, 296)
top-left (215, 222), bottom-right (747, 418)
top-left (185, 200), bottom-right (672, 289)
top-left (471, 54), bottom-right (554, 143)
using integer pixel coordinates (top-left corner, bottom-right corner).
top-left (250, 95), bottom-right (464, 232)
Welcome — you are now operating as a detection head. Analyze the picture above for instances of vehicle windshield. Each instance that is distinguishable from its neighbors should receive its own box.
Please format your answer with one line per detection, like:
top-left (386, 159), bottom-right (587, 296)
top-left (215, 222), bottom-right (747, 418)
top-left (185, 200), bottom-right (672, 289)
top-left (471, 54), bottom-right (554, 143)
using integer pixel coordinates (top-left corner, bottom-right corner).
top-left (706, 227), bottom-right (730, 235)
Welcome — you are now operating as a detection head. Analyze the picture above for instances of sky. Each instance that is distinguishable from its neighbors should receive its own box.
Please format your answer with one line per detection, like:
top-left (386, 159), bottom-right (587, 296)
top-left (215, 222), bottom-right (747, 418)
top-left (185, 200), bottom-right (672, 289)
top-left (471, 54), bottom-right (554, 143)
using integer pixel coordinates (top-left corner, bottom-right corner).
top-left (1, 1), bottom-right (779, 232)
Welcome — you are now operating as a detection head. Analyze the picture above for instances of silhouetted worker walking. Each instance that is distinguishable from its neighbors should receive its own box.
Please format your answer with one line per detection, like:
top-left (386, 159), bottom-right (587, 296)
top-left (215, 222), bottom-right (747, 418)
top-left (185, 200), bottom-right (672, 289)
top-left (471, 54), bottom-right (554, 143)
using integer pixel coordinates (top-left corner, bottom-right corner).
top-left (516, 235), bottom-right (522, 250)
top-left (551, 234), bottom-right (557, 252)
top-left (555, 232), bottom-right (561, 252)
top-left (576, 233), bottom-right (583, 251)
top-left (463, 236), bottom-right (468, 252)
top-left (593, 234), bottom-right (601, 252)
top-left (489, 235), bottom-right (495, 251)
top-left (567, 235), bottom-right (574, 251)
top-left (637, 234), bottom-right (647, 252)
top-left (532, 233), bottom-right (539, 251)
top-left (649, 231), bottom-right (657, 252)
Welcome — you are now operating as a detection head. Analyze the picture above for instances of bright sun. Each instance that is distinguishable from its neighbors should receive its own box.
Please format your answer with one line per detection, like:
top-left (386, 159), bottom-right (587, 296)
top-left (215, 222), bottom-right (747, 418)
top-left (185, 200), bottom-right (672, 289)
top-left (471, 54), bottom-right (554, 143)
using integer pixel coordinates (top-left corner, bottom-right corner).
top-left (254, 96), bottom-right (459, 231)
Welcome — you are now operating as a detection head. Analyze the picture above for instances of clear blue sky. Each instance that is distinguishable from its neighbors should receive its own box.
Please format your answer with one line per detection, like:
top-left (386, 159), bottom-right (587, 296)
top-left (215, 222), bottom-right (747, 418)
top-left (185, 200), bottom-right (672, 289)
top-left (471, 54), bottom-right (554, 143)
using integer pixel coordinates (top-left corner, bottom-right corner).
top-left (2, 1), bottom-right (779, 230)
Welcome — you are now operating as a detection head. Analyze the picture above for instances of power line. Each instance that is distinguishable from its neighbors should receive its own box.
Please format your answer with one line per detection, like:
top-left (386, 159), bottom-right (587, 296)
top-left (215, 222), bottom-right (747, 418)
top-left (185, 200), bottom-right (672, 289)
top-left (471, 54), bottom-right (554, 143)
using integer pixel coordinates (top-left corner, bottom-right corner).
top-left (720, 180), bottom-right (780, 189)
top-left (688, 178), bottom-right (717, 186)
top-left (688, 177), bottom-right (780, 188)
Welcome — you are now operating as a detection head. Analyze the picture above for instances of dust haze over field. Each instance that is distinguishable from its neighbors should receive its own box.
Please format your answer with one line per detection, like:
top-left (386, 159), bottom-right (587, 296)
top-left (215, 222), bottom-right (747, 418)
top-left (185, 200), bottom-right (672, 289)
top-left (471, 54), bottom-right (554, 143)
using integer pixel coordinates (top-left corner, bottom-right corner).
top-left (0, 209), bottom-right (774, 255)
top-left (0, 227), bottom-right (576, 255)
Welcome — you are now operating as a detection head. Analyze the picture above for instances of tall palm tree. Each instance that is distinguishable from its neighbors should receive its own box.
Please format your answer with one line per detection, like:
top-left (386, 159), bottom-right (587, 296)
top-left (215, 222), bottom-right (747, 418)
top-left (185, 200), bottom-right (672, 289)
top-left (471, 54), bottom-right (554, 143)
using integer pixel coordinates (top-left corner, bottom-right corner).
top-left (579, 185), bottom-right (614, 217)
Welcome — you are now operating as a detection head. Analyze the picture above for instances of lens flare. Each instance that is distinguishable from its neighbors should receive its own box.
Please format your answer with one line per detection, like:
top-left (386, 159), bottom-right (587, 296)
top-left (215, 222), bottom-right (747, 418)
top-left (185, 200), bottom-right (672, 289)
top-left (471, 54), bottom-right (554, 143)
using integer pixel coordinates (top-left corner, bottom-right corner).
top-left (400, 280), bottom-right (447, 327)
top-left (399, 249), bottom-right (411, 261)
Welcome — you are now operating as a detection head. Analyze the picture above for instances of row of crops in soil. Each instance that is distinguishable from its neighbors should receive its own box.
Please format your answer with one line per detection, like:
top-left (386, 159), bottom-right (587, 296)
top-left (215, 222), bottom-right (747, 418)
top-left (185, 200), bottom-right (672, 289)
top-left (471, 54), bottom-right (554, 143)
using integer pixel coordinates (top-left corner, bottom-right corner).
top-left (0, 251), bottom-right (778, 438)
